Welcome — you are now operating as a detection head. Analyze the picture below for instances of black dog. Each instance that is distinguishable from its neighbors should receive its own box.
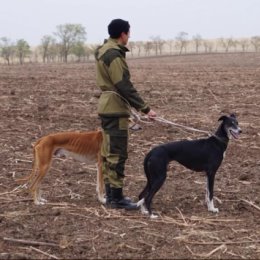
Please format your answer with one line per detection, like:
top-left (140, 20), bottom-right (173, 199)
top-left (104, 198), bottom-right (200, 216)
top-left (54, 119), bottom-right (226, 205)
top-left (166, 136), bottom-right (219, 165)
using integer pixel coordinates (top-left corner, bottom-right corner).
top-left (138, 114), bottom-right (241, 218)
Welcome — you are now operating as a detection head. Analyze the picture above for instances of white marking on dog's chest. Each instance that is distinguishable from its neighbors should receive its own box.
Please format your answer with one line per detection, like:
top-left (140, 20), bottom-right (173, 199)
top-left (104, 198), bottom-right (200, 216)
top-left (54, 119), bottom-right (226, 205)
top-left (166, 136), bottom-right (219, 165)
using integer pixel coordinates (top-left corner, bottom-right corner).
top-left (223, 152), bottom-right (226, 159)
top-left (55, 149), bottom-right (96, 163)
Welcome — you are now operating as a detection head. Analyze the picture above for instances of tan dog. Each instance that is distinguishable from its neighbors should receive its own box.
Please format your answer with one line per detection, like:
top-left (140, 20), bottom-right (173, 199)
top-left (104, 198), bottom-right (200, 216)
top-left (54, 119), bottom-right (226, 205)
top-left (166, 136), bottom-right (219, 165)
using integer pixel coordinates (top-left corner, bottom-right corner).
top-left (17, 130), bottom-right (105, 205)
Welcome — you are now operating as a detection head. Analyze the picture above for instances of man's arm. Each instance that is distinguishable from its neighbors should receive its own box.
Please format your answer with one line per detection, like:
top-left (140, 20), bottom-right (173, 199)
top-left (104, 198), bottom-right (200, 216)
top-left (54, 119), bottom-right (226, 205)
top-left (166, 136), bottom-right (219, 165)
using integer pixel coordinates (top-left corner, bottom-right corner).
top-left (108, 57), bottom-right (150, 113)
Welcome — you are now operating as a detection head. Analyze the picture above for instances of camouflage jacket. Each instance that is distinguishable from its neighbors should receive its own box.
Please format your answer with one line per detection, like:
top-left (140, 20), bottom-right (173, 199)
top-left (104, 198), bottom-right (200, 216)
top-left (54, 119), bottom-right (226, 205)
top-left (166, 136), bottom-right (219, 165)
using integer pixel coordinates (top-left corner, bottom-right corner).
top-left (95, 38), bottom-right (150, 117)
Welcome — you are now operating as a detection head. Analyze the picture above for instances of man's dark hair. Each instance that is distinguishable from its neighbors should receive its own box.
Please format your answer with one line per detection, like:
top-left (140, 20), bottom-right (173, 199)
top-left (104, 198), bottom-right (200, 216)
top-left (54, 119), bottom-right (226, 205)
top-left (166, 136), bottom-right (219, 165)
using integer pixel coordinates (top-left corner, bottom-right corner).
top-left (108, 19), bottom-right (130, 39)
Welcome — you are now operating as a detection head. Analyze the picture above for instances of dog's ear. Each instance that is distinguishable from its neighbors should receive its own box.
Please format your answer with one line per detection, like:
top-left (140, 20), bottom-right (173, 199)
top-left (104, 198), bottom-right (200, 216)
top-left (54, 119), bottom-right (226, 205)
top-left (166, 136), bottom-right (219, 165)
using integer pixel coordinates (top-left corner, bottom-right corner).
top-left (218, 115), bottom-right (228, 122)
top-left (230, 113), bottom-right (236, 118)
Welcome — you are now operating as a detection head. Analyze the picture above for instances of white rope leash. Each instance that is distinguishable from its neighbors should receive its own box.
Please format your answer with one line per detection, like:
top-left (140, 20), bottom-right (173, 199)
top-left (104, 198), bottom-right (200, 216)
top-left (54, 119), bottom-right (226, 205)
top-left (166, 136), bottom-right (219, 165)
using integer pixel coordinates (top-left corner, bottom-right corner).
top-left (131, 109), bottom-right (211, 135)
top-left (153, 117), bottom-right (211, 135)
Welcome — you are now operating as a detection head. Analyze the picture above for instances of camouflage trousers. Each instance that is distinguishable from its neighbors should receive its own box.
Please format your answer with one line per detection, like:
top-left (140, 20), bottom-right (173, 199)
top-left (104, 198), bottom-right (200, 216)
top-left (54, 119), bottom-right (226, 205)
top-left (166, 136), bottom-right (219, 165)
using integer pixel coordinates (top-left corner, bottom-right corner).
top-left (100, 117), bottom-right (129, 188)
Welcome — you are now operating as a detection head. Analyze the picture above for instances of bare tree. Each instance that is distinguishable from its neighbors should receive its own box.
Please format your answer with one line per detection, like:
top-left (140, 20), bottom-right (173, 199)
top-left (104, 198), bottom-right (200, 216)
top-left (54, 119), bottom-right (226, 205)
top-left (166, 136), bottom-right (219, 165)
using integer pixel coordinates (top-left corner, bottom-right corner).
top-left (29, 47), bottom-right (40, 63)
top-left (218, 37), bottom-right (236, 52)
top-left (237, 39), bottom-right (250, 52)
top-left (165, 39), bottom-right (175, 55)
top-left (16, 39), bottom-right (30, 64)
top-left (128, 41), bottom-right (136, 57)
top-left (150, 36), bottom-right (165, 55)
top-left (85, 44), bottom-right (97, 60)
top-left (175, 32), bottom-right (189, 54)
top-left (192, 34), bottom-right (203, 53)
top-left (135, 41), bottom-right (143, 57)
top-left (54, 24), bottom-right (87, 62)
top-left (203, 39), bottom-right (209, 53)
top-left (71, 42), bottom-right (86, 62)
top-left (231, 39), bottom-right (238, 51)
top-left (202, 40), bottom-right (214, 53)
top-left (144, 41), bottom-right (153, 56)
top-left (0, 37), bottom-right (15, 65)
top-left (47, 43), bottom-right (59, 62)
top-left (40, 35), bottom-right (56, 63)
top-left (251, 36), bottom-right (260, 52)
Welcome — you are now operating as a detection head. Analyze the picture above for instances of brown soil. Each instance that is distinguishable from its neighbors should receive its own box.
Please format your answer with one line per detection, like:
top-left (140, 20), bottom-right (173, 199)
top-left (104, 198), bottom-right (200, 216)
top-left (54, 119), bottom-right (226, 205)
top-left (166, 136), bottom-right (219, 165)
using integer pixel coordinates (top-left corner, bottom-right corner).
top-left (0, 53), bottom-right (259, 259)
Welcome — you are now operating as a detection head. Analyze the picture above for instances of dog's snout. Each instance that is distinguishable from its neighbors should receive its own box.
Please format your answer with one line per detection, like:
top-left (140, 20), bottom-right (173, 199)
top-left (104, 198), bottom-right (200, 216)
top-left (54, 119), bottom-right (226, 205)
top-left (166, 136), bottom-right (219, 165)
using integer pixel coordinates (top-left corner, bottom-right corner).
top-left (237, 126), bottom-right (242, 134)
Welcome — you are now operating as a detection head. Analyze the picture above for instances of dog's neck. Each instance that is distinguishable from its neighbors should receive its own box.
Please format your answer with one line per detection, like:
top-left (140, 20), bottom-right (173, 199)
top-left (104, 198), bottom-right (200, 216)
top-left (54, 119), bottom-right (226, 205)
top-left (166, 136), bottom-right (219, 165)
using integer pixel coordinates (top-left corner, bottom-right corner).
top-left (213, 123), bottom-right (229, 147)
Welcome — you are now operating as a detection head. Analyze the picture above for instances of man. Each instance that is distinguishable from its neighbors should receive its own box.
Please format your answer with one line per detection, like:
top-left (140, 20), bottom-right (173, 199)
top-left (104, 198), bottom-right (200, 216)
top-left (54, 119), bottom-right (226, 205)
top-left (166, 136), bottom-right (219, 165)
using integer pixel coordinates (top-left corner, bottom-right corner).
top-left (95, 18), bottom-right (156, 210)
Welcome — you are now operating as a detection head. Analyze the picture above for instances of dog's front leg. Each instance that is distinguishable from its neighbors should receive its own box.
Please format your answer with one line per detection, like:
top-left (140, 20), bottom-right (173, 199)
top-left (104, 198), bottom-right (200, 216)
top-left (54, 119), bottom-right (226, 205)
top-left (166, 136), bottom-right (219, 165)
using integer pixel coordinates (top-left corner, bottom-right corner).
top-left (30, 164), bottom-right (49, 205)
top-left (206, 173), bottom-right (219, 213)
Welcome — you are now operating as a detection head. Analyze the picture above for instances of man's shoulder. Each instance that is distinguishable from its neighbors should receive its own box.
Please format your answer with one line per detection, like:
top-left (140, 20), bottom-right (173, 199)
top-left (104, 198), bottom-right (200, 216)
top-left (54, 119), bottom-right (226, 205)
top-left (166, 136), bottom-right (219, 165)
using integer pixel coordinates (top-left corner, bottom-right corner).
top-left (100, 47), bottom-right (122, 66)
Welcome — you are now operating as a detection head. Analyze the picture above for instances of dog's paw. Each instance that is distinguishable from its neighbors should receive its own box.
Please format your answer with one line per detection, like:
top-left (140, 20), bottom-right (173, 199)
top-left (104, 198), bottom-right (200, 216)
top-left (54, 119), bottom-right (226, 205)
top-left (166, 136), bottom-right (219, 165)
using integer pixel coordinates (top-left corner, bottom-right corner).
top-left (208, 206), bottom-right (219, 213)
top-left (207, 204), bottom-right (219, 213)
top-left (40, 198), bottom-right (47, 204)
top-left (207, 199), bottom-right (219, 213)
top-left (137, 199), bottom-right (149, 215)
top-left (34, 198), bottom-right (47, 205)
top-left (34, 200), bottom-right (41, 205)
top-left (99, 196), bottom-right (107, 204)
top-left (141, 204), bottom-right (149, 215)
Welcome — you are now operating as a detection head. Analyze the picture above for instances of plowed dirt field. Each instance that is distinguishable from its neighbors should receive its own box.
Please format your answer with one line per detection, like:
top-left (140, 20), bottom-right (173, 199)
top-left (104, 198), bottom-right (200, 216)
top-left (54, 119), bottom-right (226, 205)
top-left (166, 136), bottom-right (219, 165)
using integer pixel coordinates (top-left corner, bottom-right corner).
top-left (0, 53), bottom-right (259, 259)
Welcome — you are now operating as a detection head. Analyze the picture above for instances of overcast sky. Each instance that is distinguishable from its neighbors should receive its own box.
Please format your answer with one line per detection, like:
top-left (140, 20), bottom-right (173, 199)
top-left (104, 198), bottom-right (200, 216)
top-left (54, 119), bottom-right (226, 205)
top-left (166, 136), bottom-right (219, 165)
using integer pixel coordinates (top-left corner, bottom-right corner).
top-left (0, 0), bottom-right (259, 46)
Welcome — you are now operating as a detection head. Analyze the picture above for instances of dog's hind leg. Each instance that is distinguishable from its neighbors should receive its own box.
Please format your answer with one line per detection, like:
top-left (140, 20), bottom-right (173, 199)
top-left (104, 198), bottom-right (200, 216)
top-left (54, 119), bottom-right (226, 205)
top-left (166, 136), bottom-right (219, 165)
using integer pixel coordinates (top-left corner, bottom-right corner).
top-left (137, 188), bottom-right (149, 215)
top-left (145, 168), bottom-right (167, 218)
top-left (139, 184), bottom-right (149, 201)
top-left (139, 153), bottom-right (151, 200)
top-left (138, 153), bottom-right (153, 215)
top-left (205, 172), bottom-right (219, 213)
top-left (138, 183), bottom-right (150, 215)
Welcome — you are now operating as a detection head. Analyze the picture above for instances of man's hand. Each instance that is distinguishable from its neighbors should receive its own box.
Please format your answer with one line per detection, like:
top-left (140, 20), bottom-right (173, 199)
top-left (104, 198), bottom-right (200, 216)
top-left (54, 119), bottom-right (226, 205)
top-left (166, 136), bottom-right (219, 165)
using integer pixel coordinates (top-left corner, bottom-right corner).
top-left (147, 109), bottom-right (157, 120)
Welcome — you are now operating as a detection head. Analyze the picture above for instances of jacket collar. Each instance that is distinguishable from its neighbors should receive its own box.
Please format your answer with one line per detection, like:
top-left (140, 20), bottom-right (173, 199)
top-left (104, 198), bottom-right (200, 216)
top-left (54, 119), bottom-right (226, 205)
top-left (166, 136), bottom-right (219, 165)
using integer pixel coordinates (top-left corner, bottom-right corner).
top-left (106, 37), bottom-right (129, 53)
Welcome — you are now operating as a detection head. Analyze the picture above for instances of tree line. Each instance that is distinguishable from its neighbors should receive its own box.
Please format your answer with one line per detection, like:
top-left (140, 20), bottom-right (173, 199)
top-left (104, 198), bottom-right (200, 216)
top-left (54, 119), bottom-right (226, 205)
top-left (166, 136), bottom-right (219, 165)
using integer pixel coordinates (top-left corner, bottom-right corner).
top-left (1, 24), bottom-right (260, 65)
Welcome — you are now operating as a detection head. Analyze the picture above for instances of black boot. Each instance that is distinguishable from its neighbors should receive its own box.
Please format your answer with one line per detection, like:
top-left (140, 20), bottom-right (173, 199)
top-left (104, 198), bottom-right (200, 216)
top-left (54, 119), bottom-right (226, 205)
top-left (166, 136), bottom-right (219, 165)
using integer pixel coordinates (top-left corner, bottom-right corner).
top-left (105, 184), bottom-right (131, 204)
top-left (109, 188), bottom-right (139, 210)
